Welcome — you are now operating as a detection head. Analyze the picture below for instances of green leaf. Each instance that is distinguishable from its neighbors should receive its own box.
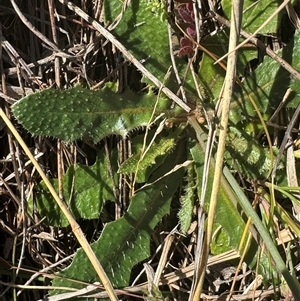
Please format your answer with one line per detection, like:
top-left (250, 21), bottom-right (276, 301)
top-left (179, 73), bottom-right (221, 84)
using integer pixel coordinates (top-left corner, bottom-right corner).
top-left (189, 138), bottom-right (277, 280)
top-left (31, 152), bottom-right (118, 227)
top-left (287, 33), bottom-right (300, 108)
top-left (178, 162), bottom-right (196, 233)
top-left (198, 31), bottom-right (300, 180)
top-left (198, 31), bottom-right (257, 122)
top-left (190, 142), bottom-right (246, 254)
top-left (118, 129), bottom-right (179, 183)
top-left (199, 25), bottom-right (300, 127)
top-left (201, 29), bottom-right (300, 126)
top-left (232, 30), bottom-right (300, 123)
top-left (103, 0), bottom-right (196, 94)
top-left (51, 143), bottom-right (186, 294)
top-left (224, 131), bottom-right (284, 180)
top-left (221, 0), bottom-right (283, 33)
top-left (12, 85), bottom-right (181, 143)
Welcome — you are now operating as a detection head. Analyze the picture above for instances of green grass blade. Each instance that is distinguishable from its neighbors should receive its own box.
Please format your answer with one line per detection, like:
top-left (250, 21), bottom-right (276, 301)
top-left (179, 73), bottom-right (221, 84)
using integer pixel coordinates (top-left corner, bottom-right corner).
top-left (223, 166), bottom-right (300, 299)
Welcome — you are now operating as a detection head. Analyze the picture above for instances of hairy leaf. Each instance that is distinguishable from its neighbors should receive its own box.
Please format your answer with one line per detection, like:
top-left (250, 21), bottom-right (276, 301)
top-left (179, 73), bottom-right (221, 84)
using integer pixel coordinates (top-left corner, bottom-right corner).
top-left (225, 133), bottom-right (284, 180)
top-left (178, 162), bottom-right (196, 233)
top-left (51, 143), bottom-right (186, 294)
top-left (199, 29), bottom-right (300, 127)
top-left (198, 31), bottom-right (257, 119)
top-left (118, 129), bottom-right (179, 183)
top-left (232, 30), bottom-right (300, 124)
top-left (190, 142), bottom-right (245, 254)
top-left (103, 0), bottom-right (196, 94)
top-left (12, 85), bottom-right (181, 143)
top-left (189, 141), bottom-right (275, 279)
top-left (30, 152), bottom-right (118, 227)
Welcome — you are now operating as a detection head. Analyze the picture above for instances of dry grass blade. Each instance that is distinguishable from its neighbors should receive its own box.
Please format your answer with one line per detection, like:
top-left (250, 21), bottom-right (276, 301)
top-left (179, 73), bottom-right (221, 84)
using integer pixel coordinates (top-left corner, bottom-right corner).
top-left (9, 0), bottom-right (62, 53)
top-left (190, 1), bottom-right (243, 300)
